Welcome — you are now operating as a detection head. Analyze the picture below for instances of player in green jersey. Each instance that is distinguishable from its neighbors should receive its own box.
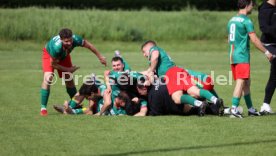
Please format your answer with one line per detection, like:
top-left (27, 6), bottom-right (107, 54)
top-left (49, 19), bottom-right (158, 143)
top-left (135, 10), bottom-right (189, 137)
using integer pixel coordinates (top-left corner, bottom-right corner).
top-left (227, 0), bottom-right (274, 118)
top-left (53, 74), bottom-right (107, 115)
top-left (141, 40), bottom-right (224, 116)
top-left (40, 28), bottom-right (107, 116)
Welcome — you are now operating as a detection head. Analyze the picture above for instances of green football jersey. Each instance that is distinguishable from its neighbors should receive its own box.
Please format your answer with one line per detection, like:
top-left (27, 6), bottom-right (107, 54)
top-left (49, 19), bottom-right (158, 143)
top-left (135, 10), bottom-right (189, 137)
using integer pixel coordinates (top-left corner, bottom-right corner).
top-left (227, 14), bottom-right (254, 64)
top-left (140, 99), bottom-right (148, 108)
top-left (98, 95), bottom-right (126, 116)
top-left (149, 46), bottom-right (175, 77)
top-left (45, 34), bottom-right (84, 60)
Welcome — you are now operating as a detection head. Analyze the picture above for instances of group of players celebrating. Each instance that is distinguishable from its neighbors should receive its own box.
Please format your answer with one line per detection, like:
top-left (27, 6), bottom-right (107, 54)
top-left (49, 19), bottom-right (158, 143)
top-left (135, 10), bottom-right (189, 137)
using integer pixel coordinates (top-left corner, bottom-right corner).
top-left (40, 0), bottom-right (276, 118)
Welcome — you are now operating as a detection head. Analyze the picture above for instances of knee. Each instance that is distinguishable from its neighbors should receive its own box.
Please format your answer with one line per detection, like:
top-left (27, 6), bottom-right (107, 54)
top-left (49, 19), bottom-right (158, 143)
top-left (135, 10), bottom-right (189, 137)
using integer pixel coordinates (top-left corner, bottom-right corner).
top-left (187, 87), bottom-right (200, 98)
top-left (172, 96), bottom-right (181, 104)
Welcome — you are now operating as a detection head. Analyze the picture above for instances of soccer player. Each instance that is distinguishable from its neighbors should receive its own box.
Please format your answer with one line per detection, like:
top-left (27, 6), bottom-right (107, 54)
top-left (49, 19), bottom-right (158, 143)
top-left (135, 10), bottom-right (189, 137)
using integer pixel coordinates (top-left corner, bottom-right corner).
top-left (53, 75), bottom-right (107, 115)
top-left (141, 41), bottom-right (224, 115)
top-left (258, 0), bottom-right (276, 114)
top-left (227, 0), bottom-right (274, 118)
top-left (99, 52), bottom-right (132, 115)
top-left (40, 28), bottom-right (107, 116)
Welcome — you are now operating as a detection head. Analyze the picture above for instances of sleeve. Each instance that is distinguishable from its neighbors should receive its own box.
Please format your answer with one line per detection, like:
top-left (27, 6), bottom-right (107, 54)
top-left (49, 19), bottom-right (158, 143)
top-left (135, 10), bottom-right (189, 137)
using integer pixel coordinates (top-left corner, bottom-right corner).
top-left (72, 34), bottom-right (84, 47)
top-left (244, 18), bottom-right (254, 34)
top-left (258, 8), bottom-right (276, 38)
top-left (47, 39), bottom-right (62, 59)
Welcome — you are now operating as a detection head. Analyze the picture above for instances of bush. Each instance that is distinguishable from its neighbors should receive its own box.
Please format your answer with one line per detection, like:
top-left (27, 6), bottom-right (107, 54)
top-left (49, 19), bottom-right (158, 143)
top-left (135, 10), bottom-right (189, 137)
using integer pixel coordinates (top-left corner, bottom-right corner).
top-left (0, 8), bottom-right (261, 42)
top-left (1, 0), bottom-right (239, 11)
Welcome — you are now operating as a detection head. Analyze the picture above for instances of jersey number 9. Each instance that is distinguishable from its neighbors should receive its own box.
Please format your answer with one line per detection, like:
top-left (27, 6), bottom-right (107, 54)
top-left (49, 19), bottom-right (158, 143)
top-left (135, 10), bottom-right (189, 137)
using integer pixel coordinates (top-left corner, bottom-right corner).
top-left (229, 24), bottom-right (236, 42)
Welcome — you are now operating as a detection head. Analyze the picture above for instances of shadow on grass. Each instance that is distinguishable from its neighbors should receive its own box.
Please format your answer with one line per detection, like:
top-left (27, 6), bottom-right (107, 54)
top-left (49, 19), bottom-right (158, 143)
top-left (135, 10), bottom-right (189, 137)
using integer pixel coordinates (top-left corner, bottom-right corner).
top-left (97, 139), bottom-right (276, 156)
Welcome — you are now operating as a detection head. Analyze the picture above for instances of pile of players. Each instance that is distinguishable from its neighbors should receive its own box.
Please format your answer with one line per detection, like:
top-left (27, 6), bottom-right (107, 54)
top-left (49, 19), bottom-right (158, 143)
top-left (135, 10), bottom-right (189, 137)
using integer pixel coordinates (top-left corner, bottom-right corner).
top-left (53, 42), bottom-right (228, 117)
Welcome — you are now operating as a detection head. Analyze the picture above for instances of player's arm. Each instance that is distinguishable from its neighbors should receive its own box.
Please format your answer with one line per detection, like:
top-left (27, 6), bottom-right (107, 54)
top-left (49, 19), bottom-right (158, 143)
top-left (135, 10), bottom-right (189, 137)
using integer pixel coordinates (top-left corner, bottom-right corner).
top-left (83, 40), bottom-right (107, 66)
top-left (249, 32), bottom-right (274, 61)
top-left (104, 70), bottom-right (112, 93)
top-left (94, 90), bottom-right (112, 116)
top-left (51, 57), bottom-right (79, 73)
top-left (147, 50), bottom-right (159, 74)
top-left (134, 107), bottom-right (148, 116)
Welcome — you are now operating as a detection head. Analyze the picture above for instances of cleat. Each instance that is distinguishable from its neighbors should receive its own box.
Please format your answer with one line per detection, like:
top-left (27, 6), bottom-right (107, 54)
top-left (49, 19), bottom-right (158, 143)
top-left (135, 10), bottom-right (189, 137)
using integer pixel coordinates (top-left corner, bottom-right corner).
top-left (198, 102), bottom-right (207, 116)
top-left (248, 108), bottom-right (261, 116)
top-left (260, 104), bottom-right (273, 115)
top-left (53, 105), bottom-right (64, 114)
top-left (230, 108), bottom-right (243, 118)
top-left (216, 98), bottom-right (225, 116)
top-left (114, 50), bottom-right (121, 57)
top-left (40, 109), bottom-right (48, 116)
top-left (224, 107), bottom-right (231, 115)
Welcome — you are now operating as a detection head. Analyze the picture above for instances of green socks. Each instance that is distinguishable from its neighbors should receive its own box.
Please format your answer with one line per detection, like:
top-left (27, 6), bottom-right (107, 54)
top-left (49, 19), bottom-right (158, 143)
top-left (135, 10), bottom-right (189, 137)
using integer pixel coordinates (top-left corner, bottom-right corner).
top-left (40, 88), bottom-right (50, 109)
top-left (181, 94), bottom-right (196, 106)
top-left (199, 89), bottom-right (216, 102)
top-left (210, 89), bottom-right (219, 98)
top-left (232, 97), bottom-right (240, 107)
top-left (244, 94), bottom-right (253, 109)
top-left (66, 87), bottom-right (77, 98)
top-left (69, 100), bottom-right (78, 109)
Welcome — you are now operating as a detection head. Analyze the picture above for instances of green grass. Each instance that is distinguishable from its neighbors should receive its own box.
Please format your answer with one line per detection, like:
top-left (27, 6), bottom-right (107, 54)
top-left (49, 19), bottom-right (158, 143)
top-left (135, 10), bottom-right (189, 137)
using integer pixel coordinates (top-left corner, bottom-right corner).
top-left (0, 8), bottom-right (262, 41)
top-left (0, 40), bottom-right (276, 156)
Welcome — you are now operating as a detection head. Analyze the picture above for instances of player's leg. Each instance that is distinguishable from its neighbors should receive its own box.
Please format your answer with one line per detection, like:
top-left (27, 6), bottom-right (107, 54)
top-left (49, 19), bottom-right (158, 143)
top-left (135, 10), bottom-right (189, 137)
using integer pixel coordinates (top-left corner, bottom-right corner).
top-left (68, 92), bottom-right (85, 109)
top-left (64, 73), bottom-right (77, 98)
top-left (230, 79), bottom-right (244, 118)
top-left (261, 58), bottom-right (276, 114)
top-left (167, 67), bottom-right (206, 107)
top-left (243, 79), bottom-right (261, 116)
top-left (40, 48), bottom-right (55, 116)
top-left (187, 86), bottom-right (222, 108)
top-left (58, 54), bottom-right (77, 99)
top-left (40, 72), bottom-right (54, 116)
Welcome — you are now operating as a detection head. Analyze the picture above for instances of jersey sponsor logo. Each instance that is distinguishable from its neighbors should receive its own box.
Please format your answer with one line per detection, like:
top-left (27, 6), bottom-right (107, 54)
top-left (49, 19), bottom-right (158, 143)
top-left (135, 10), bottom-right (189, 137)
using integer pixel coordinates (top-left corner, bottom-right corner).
top-left (230, 17), bottom-right (244, 23)
top-left (53, 35), bottom-right (61, 46)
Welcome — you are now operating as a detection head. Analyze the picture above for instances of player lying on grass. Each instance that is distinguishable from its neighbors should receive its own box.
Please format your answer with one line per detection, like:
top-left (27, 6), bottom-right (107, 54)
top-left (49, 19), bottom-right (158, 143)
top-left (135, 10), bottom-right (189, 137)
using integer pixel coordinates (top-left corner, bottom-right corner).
top-left (141, 40), bottom-right (224, 115)
top-left (53, 76), bottom-right (107, 115)
top-left (126, 78), bottom-right (225, 116)
top-left (54, 80), bottom-right (129, 116)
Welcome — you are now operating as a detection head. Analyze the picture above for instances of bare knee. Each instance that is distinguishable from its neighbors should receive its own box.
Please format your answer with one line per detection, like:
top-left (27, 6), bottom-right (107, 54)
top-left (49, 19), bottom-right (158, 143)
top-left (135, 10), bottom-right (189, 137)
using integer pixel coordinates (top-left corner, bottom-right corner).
top-left (187, 86), bottom-right (200, 98)
top-left (171, 91), bottom-right (183, 104)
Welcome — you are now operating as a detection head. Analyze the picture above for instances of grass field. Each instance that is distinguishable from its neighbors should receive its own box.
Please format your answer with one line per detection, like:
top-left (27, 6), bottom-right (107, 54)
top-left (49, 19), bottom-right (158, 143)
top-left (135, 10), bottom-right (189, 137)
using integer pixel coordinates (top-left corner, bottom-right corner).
top-left (0, 39), bottom-right (276, 156)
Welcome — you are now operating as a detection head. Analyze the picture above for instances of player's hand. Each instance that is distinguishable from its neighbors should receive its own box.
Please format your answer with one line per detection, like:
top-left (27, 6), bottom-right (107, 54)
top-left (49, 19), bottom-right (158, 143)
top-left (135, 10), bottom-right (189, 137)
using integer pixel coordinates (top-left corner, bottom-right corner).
top-left (68, 65), bottom-right (80, 73)
top-left (265, 51), bottom-right (273, 61)
top-left (98, 56), bottom-right (107, 66)
top-left (104, 70), bottom-right (110, 77)
top-left (132, 97), bottom-right (140, 104)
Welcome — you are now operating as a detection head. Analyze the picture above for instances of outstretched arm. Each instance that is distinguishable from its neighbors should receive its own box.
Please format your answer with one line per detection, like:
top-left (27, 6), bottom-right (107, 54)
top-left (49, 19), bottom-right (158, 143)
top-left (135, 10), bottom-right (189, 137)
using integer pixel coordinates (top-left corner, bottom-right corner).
top-left (83, 40), bottom-right (107, 66)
